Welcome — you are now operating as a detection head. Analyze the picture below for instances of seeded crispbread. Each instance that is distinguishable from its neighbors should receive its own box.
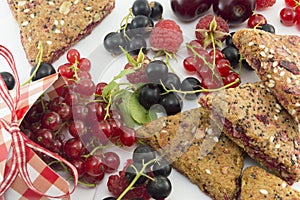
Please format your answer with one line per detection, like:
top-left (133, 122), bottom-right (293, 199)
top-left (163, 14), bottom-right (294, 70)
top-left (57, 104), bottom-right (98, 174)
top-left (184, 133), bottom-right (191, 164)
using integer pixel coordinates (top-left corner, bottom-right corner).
top-left (7, 0), bottom-right (115, 65)
top-left (199, 82), bottom-right (300, 185)
top-left (232, 29), bottom-right (300, 124)
top-left (241, 166), bottom-right (300, 200)
top-left (136, 107), bottom-right (244, 200)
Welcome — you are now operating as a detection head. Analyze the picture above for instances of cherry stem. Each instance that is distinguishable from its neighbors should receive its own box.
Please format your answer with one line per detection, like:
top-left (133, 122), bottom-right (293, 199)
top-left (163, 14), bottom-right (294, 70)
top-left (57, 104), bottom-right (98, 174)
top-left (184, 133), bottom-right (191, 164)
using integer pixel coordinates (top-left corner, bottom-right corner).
top-left (117, 158), bottom-right (158, 200)
top-left (21, 42), bottom-right (43, 86)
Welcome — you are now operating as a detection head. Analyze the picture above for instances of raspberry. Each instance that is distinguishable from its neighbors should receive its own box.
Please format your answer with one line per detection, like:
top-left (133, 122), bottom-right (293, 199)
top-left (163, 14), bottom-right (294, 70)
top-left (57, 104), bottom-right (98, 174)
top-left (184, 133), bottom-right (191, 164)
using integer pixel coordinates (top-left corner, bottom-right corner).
top-left (256, 0), bottom-right (276, 10)
top-left (195, 14), bottom-right (229, 49)
top-left (124, 56), bottom-right (150, 84)
top-left (107, 172), bottom-right (129, 196)
top-left (149, 19), bottom-right (183, 53)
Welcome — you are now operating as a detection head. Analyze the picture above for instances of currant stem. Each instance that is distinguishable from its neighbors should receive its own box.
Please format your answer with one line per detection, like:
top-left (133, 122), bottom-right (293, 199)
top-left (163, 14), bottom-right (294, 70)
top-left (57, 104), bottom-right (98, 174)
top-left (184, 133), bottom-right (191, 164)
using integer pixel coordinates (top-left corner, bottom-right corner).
top-left (117, 158), bottom-right (158, 200)
top-left (21, 42), bottom-right (43, 86)
top-left (161, 78), bottom-right (240, 95)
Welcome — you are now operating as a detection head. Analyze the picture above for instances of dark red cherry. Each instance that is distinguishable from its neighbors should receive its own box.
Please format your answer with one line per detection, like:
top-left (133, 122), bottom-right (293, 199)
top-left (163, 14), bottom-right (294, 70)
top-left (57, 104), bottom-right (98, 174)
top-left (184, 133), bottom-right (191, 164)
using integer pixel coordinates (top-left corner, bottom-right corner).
top-left (170, 0), bottom-right (212, 22)
top-left (213, 0), bottom-right (256, 25)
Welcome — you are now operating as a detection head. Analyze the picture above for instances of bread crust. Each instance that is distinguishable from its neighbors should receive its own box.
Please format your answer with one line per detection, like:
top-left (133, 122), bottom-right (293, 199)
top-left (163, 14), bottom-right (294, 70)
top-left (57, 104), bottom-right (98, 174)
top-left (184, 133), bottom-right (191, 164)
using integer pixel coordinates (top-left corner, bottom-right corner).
top-left (7, 0), bottom-right (115, 65)
top-left (232, 29), bottom-right (300, 124)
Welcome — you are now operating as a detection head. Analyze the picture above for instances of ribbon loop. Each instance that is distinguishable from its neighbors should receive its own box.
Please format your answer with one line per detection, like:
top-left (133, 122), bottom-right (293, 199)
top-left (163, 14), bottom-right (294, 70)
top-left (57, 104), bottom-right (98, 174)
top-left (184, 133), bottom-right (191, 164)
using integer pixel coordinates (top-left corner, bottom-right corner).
top-left (7, 122), bottom-right (20, 134)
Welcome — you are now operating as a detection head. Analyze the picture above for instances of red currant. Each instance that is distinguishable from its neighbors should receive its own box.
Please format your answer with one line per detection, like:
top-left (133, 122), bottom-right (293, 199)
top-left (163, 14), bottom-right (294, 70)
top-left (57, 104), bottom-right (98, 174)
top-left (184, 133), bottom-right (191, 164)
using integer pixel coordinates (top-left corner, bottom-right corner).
top-left (41, 111), bottom-right (62, 132)
top-left (69, 120), bottom-right (87, 138)
top-left (247, 14), bottom-right (267, 28)
top-left (201, 77), bottom-right (223, 90)
top-left (120, 126), bottom-right (137, 146)
top-left (70, 158), bottom-right (86, 177)
top-left (78, 58), bottom-right (91, 71)
top-left (102, 152), bottom-right (120, 173)
top-left (76, 78), bottom-right (96, 97)
top-left (58, 63), bottom-right (74, 79)
top-left (95, 82), bottom-right (108, 96)
top-left (296, 13), bottom-right (300, 30)
top-left (183, 56), bottom-right (198, 74)
top-left (186, 40), bottom-right (204, 56)
top-left (85, 155), bottom-right (105, 177)
top-left (67, 49), bottom-right (80, 64)
top-left (35, 128), bottom-right (54, 149)
top-left (64, 138), bottom-right (85, 159)
top-left (209, 49), bottom-right (224, 63)
top-left (280, 7), bottom-right (296, 26)
top-left (223, 72), bottom-right (241, 88)
top-left (216, 59), bottom-right (231, 77)
top-left (285, 0), bottom-right (299, 7)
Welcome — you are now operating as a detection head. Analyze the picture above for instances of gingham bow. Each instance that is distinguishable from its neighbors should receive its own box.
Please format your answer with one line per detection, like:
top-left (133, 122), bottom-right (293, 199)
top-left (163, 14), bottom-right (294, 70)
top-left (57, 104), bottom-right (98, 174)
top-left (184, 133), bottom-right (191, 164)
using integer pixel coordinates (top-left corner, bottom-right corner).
top-left (0, 45), bottom-right (78, 198)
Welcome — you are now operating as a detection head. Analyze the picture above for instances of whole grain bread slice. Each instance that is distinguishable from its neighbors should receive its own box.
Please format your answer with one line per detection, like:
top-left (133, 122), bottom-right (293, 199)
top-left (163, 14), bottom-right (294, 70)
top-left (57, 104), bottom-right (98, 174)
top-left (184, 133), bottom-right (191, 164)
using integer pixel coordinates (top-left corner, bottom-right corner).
top-left (136, 107), bottom-right (244, 200)
top-left (232, 29), bottom-right (300, 124)
top-left (7, 0), bottom-right (115, 65)
top-left (241, 166), bottom-right (300, 200)
top-left (199, 82), bottom-right (300, 185)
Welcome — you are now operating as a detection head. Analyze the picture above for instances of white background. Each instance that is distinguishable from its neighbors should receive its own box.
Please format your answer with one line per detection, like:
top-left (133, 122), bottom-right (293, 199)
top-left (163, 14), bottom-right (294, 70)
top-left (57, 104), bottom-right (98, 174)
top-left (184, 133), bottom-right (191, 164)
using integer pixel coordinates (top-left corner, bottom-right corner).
top-left (0, 0), bottom-right (300, 199)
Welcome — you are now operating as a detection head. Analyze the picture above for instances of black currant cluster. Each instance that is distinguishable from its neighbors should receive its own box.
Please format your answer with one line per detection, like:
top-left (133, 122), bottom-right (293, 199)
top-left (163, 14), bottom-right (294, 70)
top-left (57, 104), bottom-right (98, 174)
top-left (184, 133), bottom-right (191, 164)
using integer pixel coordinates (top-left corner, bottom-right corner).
top-left (105, 145), bottom-right (172, 200)
top-left (136, 59), bottom-right (202, 116)
top-left (103, 0), bottom-right (163, 55)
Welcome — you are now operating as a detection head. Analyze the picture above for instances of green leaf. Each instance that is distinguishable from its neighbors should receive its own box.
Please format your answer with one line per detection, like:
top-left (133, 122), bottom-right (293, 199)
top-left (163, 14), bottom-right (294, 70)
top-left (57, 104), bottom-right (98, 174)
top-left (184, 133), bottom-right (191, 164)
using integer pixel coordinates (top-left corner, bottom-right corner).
top-left (128, 92), bottom-right (151, 124)
top-left (136, 48), bottom-right (145, 64)
top-left (120, 46), bottom-right (138, 67)
top-left (102, 81), bottom-right (119, 99)
top-left (113, 90), bottom-right (138, 128)
top-left (209, 16), bottom-right (217, 32)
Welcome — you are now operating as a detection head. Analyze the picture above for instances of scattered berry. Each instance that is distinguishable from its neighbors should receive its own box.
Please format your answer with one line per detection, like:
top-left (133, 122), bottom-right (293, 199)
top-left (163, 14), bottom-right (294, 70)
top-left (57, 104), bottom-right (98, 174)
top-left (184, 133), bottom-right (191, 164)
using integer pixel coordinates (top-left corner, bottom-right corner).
top-left (247, 13), bottom-right (267, 28)
top-left (195, 14), bottom-right (229, 49)
top-left (149, 19), bottom-right (183, 53)
top-left (0, 71), bottom-right (15, 90)
top-left (280, 7), bottom-right (296, 26)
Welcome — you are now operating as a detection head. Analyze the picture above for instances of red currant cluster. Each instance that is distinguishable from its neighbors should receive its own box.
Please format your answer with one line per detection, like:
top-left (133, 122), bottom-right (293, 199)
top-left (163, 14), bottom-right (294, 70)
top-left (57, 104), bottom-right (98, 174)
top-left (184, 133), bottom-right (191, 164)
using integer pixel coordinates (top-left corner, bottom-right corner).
top-left (20, 49), bottom-right (138, 186)
top-left (183, 40), bottom-right (240, 90)
top-left (105, 145), bottom-right (172, 200)
top-left (280, 0), bottom-right (300, 29)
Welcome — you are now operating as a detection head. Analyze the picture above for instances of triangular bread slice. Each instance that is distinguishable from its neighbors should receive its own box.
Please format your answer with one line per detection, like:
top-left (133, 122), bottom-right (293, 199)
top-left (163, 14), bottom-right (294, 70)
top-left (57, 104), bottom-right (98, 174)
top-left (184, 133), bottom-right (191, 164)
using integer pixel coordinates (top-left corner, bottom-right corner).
top-left (199, 82), bottom-right (300, 185)
top-left (136, 107), bottom-right (244, 200)
top-left (7, 0), bottom-right (115, 65)
top-left (241, 166), bottom-right (300, 199)
top-left (232, 29), bottom-right (300, 124)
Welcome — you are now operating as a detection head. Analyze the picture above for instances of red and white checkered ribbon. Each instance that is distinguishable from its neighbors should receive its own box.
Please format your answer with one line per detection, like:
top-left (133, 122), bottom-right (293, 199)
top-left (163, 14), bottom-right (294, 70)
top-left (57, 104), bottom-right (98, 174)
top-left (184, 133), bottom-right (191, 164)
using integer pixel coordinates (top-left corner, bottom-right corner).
top-left (0, 45), bottom-right (78, 198)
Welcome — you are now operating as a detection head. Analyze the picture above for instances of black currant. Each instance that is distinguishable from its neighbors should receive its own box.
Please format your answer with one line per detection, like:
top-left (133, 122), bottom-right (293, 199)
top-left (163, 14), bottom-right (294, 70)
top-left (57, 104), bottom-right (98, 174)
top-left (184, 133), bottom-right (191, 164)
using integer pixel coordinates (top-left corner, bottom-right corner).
top-left (146, 175), bottom-right (172, 199)
top-left (162, 73), bottom-right (181, 90)
top-left (30, 62), bottom-right (56, 81)
top-left (126, 35), bottom-right (147, 55)
top-left (132, 0), bottom-right (151, 17)
top-left (0, 71), bottom-right (15, 90)
top-left (129, 15), bottom-right (154, 36)
top-left (180, 77), bottom-right (201, 100)
top-left (259, 23), bottom-right (275, 33)
top-left (159, 92), bottom-right (182, 116)
top-left (225, 32), bottom-right (236, 48)
top-left (145, 60), bottom-right (168, 83)
top-left (138, 83), bottom-right (162, 110)
top-left (149, 1), bottom-right (163, 20)
top-left (133, 145), bottom-right (156, 164)
top-left (222, 46), bottom-right (240, 67)
top-left (103, 32), bottom-right (127, 55)
top-left (125, 162), bottom-right (148, 185)
top-left (152, 159), bottom-right (172, 177)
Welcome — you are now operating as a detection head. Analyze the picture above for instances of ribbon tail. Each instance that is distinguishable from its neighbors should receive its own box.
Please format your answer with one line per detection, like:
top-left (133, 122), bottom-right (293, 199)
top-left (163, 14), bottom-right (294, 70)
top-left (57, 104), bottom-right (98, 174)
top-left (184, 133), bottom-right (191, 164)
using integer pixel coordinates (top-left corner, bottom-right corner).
top-left (0, 142), bottom-right (19, 196)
